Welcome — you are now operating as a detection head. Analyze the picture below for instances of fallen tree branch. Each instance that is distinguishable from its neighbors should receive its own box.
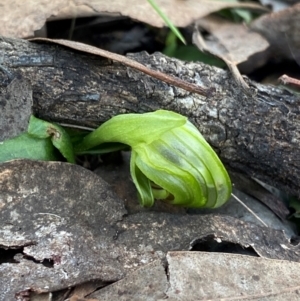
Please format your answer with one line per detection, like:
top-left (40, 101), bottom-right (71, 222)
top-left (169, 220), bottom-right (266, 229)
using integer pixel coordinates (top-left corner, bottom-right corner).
top-left (1, 36), bottom-right (300, 198)
top-left (30, 38), bottom-right (210, 97)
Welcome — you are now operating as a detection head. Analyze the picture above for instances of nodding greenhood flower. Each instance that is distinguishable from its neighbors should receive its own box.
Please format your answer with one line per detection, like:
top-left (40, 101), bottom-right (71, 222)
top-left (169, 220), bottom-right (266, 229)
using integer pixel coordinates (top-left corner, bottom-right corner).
top-left (75, 110), bottom-right (232, 208)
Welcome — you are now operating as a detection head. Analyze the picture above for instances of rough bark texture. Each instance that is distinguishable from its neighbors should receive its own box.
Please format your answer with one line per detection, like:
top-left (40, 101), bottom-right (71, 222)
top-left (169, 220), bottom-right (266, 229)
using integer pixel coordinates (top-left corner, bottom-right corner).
top-left (1, 36), bottom-right (300, 198)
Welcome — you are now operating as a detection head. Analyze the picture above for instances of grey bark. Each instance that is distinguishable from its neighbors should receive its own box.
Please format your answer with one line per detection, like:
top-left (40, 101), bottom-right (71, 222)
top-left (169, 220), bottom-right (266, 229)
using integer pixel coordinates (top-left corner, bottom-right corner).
top-left (1, 36), bottom-right (299, 198)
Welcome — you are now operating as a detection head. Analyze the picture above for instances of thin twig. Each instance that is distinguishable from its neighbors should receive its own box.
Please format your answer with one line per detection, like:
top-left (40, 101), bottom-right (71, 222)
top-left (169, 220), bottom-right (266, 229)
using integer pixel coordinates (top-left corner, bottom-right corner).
top-left (35, 213), bottom-right (62, 218)
top-left (279, 74), bottom-right (300, 88)
top-left (57, 122), bottom-right (95, 131)
top-left (231, 193), bottom-right (268, 227)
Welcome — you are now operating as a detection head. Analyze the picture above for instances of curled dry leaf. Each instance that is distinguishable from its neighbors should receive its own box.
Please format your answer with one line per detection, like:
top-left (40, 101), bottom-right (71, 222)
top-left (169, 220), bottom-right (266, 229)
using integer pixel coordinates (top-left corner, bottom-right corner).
top-left (0, 0), bottom-right (267, 38)
top-left (196, 15), bottom-right (270, 73)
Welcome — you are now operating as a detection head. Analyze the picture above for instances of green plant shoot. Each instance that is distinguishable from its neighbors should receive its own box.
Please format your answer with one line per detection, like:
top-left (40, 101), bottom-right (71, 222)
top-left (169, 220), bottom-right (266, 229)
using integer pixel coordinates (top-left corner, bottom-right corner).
top-left (75, 110), bottom-right (232, 208)
top-left (0, 133), bottom-right (56, 162)
top-left (0, 116), bottom-right (75, 163)
top-left (28, 115), bottom-right (75, 163)
top-left (0, 110), bottom-right (231, 208)
top-left (147, 0), bottom-right (186, 44)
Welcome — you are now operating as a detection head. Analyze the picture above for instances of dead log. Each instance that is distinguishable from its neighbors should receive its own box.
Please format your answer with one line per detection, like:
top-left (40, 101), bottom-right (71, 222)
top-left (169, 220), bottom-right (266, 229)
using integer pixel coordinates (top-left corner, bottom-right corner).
top-left (1, 36), bottom-right (299, 198)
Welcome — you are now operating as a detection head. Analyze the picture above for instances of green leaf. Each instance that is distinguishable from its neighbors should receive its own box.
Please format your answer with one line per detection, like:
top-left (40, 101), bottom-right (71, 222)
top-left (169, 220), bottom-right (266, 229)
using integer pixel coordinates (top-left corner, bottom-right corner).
top-left (164, 43), bottom-right (226, 67)
top-left (289, 198), bottom-right (300, 218)
top-left (130, 150), bottom-right (155, 207)
top-left (180, 121), bottom-right (231, 208)
top-left (28, 115), bottom-right (75, 163)
top-left (233, 8), bottom-right (253, 23)
top-left (147, 0), bottom-right (186, 45)
top-left (0, 133), bottom-right (57, 162)
top-left (74, 110), bottom-right (186, 152)
top-left (75, 142), bottom-right (129, 155)
top-left (131, 118), bottom-right (231, 208)
top-left (135, 142), bottom-right (206, 207)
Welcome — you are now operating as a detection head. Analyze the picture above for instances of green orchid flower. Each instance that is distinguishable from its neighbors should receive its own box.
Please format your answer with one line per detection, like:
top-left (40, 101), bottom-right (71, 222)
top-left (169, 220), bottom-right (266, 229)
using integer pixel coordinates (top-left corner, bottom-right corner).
top-left (75, 110), bottom-right (231, 208)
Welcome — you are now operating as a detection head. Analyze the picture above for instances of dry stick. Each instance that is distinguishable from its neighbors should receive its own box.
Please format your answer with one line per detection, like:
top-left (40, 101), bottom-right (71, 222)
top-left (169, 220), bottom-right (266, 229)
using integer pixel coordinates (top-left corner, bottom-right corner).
top-left (231, 193), bottom-right (268, 227)
top-left (30, 38), bottom-right (209, 97)
top-left (279, 74), bottom-right (300, 88)
top-left (278, 34), bottom-right (300, 88)
top-left (57, 122), bottom-right (95, 132)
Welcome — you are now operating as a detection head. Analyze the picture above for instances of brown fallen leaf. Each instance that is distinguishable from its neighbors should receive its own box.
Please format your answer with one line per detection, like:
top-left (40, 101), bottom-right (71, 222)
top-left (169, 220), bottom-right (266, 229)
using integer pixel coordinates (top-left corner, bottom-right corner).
top-left (250, 3), bottom-right (300, 62)
top-left (0, 0), bottom-right (267, 38)
top-left (0, 160), bottom-right (128, 300)
top-left (196, 15), bottom-right (270, 73)
top-left (88, 260), bottom-right (168, 301)
top-left (167, 252), bottom-right (300, 300)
